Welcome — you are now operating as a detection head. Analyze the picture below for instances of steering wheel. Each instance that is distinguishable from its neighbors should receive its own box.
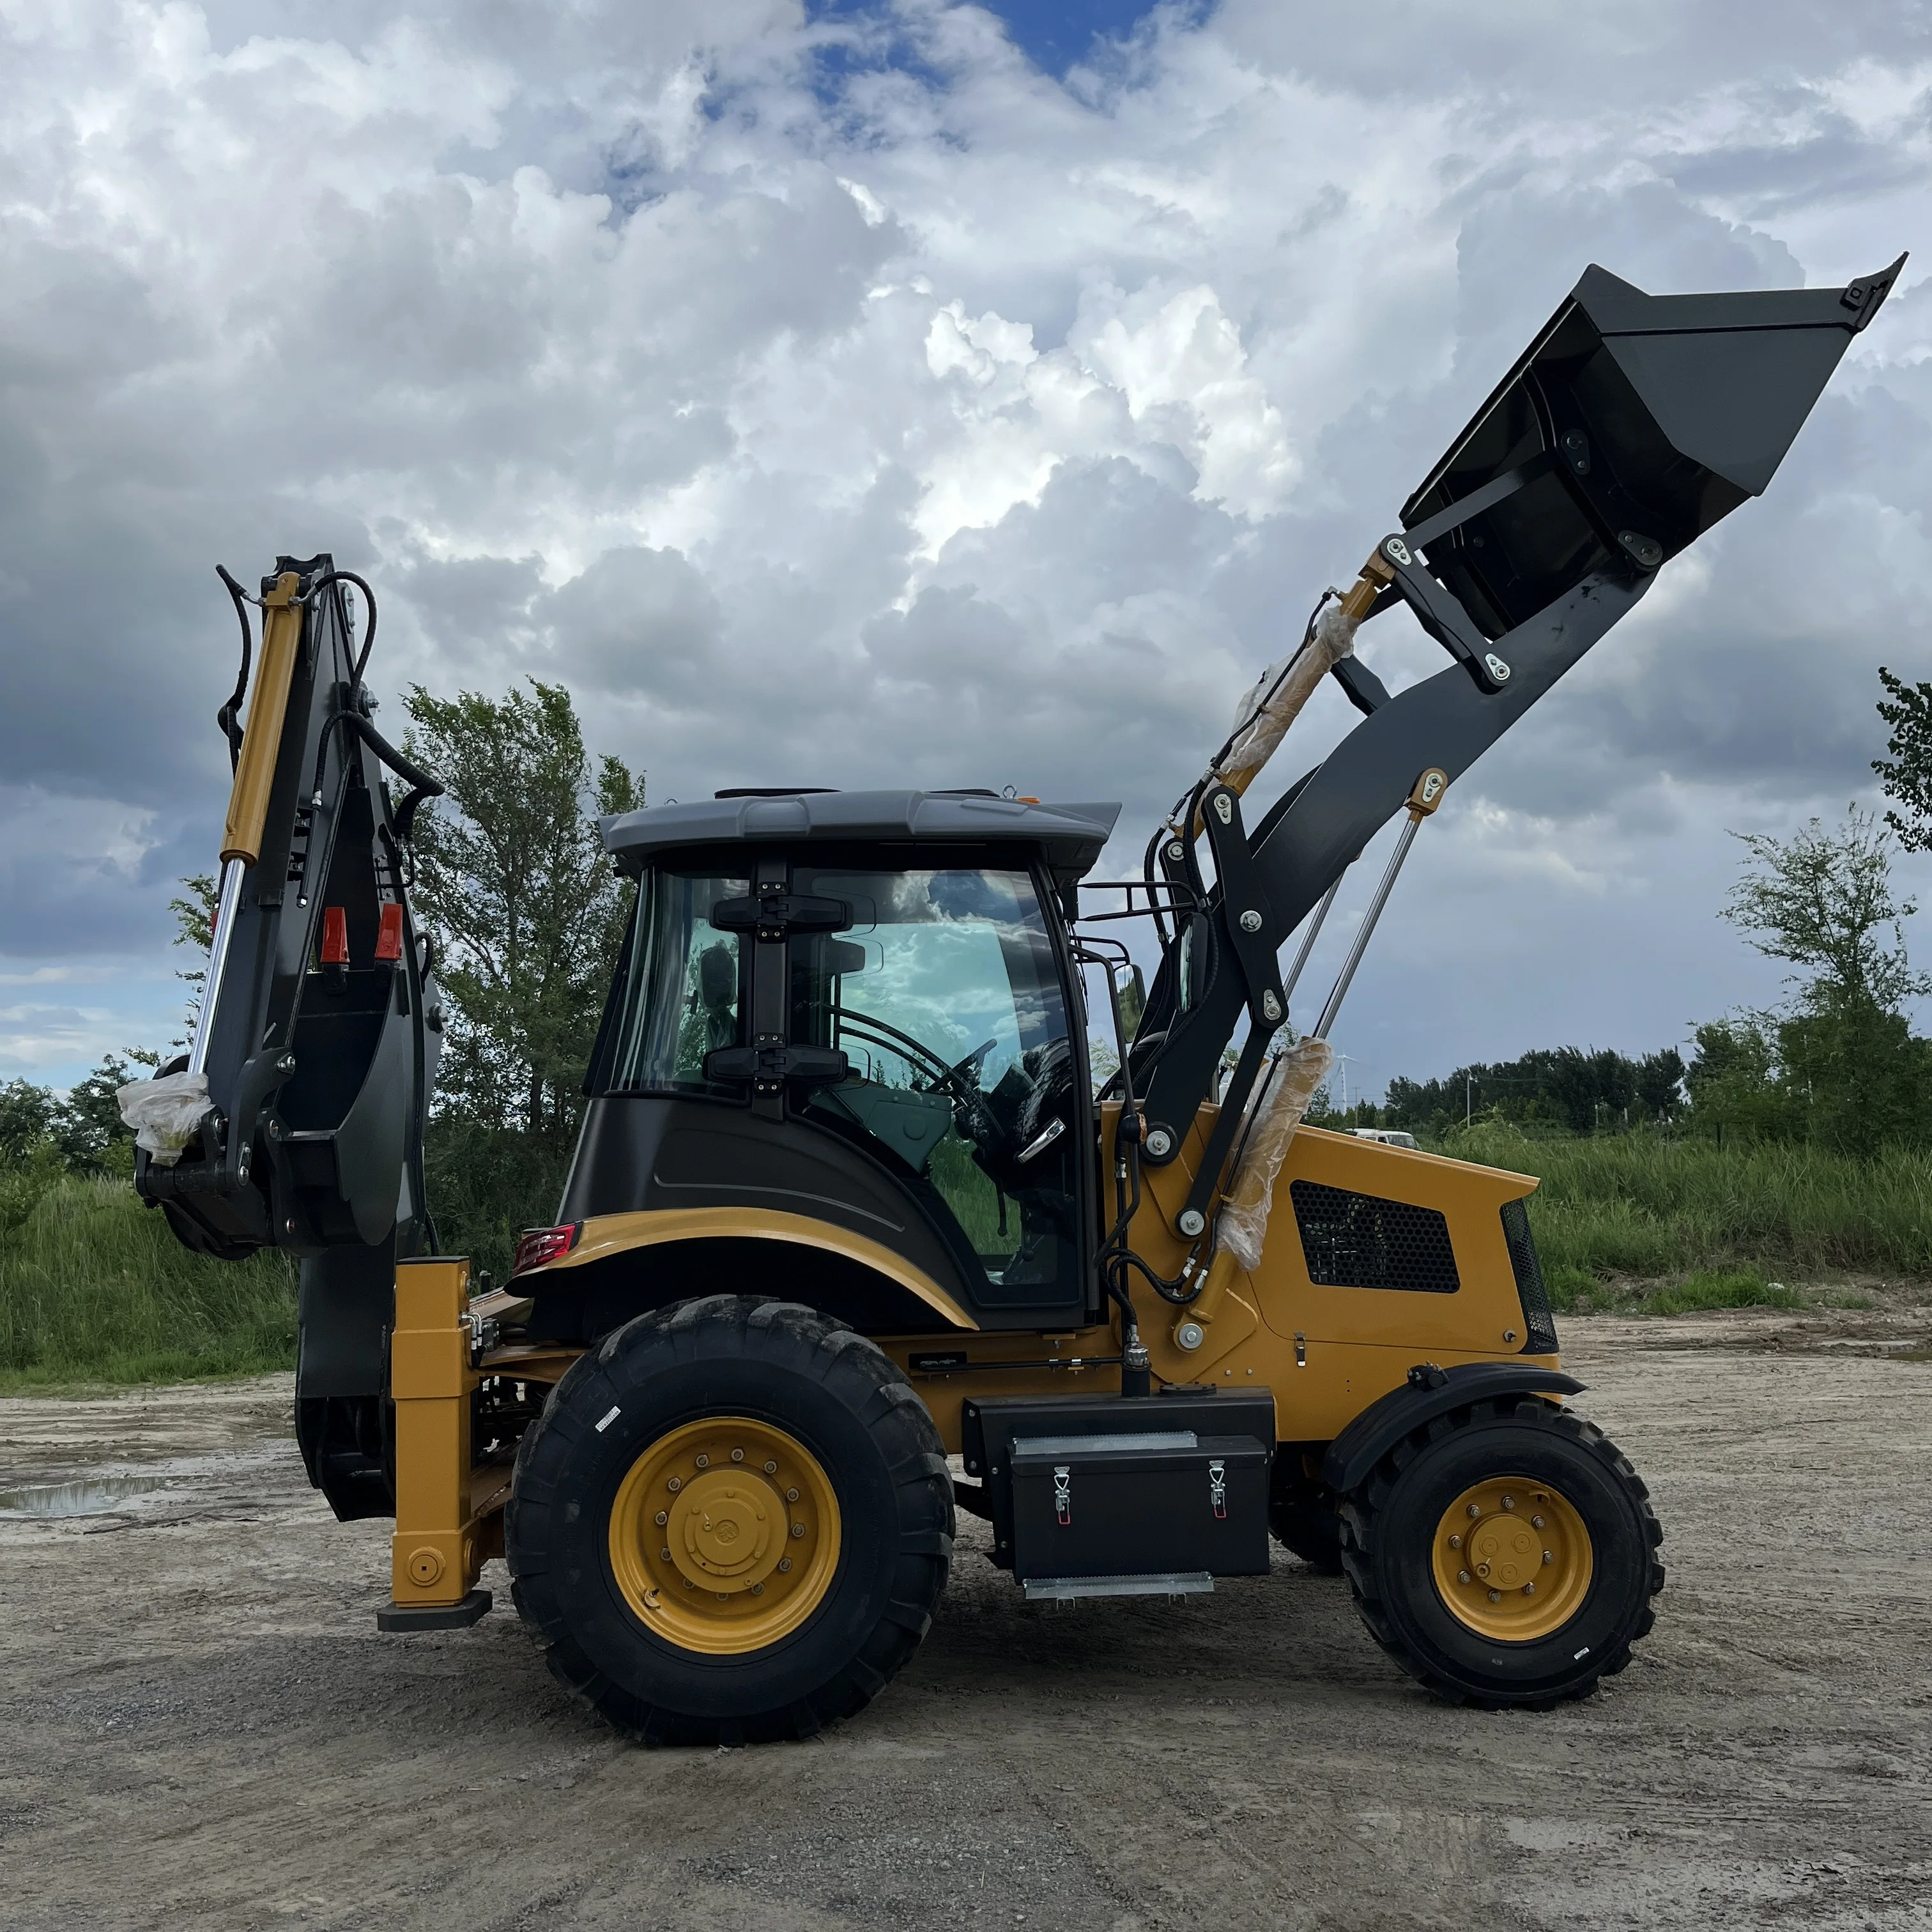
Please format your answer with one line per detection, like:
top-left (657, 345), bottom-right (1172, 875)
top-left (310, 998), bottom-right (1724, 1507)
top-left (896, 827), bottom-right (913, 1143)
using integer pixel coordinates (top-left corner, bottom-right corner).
top-left (941, 1039), bottom-right (997, 1089)
top-left (835, 1006), bottom-right (1006, 1149)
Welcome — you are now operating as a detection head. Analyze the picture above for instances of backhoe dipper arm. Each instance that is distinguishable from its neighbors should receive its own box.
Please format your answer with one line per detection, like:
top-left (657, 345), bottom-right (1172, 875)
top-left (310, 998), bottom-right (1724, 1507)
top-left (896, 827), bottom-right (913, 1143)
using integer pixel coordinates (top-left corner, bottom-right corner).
top-left (135, 554), bottom-right (443, 1274)
top-left (1135, 254), bottom-right (1905, 1162)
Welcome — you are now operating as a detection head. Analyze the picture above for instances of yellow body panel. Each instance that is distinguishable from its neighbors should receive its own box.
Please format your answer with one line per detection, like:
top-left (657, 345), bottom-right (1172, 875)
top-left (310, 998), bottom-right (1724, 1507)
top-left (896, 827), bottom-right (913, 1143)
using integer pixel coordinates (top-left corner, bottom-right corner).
top-left (885, 1119), bottom-right (1554, 1452)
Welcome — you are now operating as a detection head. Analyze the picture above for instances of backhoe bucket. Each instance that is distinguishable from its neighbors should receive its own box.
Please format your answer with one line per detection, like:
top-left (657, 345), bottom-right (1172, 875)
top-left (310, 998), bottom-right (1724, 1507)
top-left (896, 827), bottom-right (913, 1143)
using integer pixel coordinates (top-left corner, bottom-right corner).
top-left (1400, 256), bottom-right (1905, 640)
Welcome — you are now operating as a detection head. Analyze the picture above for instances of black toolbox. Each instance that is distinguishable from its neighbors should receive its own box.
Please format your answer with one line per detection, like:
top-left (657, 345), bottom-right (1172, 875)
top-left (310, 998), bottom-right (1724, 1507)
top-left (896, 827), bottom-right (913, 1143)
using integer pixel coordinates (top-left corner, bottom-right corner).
top-left (963, 1390), bottom-right (1274, 1594)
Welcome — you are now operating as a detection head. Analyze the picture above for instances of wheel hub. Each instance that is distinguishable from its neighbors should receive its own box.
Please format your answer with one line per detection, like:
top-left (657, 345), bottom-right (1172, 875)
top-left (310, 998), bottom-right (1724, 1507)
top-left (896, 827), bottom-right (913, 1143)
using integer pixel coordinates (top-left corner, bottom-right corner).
top-left (671, 1471), bottom-right (780, 1591)
top-left (1430, 1476), bottom-right (1592, 1643)
top-left (608, 1416), bottom-right (840, 1655)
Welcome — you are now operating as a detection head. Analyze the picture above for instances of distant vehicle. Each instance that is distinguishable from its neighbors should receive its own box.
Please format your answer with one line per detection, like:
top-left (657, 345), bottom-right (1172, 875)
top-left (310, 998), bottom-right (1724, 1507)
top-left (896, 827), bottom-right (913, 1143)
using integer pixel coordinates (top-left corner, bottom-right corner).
top-left (1353, 1128), bottom-right (1417, 1148)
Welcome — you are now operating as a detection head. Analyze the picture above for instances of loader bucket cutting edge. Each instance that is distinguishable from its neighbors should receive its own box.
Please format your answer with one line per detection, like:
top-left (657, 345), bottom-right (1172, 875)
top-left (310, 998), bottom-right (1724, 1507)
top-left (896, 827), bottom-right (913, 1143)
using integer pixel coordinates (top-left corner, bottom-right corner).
top-left (1400, 254), bottom-right (1906, 643)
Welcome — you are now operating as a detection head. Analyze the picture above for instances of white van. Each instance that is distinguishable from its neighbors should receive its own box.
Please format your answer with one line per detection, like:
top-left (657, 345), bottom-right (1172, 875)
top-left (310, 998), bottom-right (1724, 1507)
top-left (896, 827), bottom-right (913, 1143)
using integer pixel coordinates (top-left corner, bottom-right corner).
top-left (1352, 1128), bottom-right (1418, 1148)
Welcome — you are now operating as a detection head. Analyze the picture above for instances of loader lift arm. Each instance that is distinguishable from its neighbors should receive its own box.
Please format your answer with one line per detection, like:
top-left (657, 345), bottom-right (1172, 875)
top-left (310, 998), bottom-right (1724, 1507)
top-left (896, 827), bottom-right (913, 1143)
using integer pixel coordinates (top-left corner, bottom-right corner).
top-left (1130, 255), bottom-right (1906, 1206)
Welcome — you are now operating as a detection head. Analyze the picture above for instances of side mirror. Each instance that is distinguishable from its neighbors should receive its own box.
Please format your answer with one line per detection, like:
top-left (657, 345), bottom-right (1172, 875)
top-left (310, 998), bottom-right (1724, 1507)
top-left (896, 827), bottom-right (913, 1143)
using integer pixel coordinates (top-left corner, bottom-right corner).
top-left (1116, 964), bottom-right (1147, 1039)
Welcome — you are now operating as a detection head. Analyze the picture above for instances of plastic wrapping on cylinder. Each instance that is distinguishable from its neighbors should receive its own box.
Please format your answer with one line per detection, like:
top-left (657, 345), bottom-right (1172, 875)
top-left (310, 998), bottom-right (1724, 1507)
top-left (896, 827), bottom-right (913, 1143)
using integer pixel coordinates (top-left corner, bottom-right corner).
top-left (1217, 602), bottom-right (1358, 797)
top-left (1215, 1036), bottom-right (1333, 1272)
top-left (116, 1071), bottom-right (211, 1167)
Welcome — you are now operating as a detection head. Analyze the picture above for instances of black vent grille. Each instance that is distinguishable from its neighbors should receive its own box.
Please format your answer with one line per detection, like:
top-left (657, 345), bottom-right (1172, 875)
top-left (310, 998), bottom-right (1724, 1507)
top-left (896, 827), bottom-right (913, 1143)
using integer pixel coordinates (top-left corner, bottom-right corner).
top-left (1289, 1181), bottom-right (1460, 1294)
top-left (1499, 1197), bottom-right (1560, 1354)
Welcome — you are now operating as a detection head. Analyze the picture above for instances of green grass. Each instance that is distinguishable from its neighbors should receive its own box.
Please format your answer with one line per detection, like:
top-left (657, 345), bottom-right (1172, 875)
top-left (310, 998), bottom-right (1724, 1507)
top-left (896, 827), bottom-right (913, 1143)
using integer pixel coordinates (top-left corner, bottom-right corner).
top-left (0, 1174), bottom-right (296, 1392)
top-left (1443, 1124), bottom-right (1926, 1313)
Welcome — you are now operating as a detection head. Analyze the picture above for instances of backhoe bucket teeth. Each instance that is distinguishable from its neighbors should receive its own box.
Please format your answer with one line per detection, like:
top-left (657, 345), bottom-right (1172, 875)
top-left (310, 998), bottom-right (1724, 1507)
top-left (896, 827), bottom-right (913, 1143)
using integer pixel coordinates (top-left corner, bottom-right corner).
top-left (1400, 256), bottom-right (1905, 641)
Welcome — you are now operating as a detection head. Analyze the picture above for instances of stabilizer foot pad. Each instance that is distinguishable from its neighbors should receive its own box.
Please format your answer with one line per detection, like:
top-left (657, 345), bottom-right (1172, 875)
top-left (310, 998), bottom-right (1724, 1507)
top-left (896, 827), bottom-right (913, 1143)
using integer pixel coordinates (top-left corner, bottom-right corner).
top-left (376, 1588), bottom-right (493, 1632)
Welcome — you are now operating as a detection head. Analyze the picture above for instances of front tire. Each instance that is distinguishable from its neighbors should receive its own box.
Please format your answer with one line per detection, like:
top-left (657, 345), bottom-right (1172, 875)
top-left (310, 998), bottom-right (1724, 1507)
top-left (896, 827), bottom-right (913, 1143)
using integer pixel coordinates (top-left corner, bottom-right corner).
top-left (506, 1294), bottom-right (953, 1744)
top-left (1338, 1396), bottom-right (1662, 1708)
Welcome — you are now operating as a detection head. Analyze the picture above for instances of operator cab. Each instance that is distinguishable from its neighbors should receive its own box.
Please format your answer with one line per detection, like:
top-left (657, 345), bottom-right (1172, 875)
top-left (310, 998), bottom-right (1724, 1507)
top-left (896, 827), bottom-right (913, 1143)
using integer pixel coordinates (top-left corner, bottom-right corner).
top-left (546, 790), bottom-right (1121, 1338)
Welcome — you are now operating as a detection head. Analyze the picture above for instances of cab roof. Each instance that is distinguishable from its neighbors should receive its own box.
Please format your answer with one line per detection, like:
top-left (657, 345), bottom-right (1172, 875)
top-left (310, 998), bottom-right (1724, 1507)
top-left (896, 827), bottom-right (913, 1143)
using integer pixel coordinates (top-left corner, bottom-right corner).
top-left (601, 789), bottom-right (1123, 889)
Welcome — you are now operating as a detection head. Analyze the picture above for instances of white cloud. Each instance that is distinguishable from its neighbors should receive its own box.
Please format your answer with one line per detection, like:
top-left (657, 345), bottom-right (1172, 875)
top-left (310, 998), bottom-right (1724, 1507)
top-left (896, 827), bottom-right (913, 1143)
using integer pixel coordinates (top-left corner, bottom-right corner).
top-left (3, 0), bottom-right (1929, 1091)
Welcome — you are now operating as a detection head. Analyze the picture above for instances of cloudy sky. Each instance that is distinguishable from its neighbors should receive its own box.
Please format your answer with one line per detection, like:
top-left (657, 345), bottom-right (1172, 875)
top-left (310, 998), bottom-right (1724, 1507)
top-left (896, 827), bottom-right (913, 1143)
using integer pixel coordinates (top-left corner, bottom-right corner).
top-left (3, 0), bottom-right (1929, 1102)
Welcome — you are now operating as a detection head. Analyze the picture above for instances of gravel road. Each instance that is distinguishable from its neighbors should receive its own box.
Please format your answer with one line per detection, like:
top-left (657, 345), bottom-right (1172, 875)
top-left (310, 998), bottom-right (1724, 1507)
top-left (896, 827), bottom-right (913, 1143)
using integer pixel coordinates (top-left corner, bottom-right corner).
top-left (3, 1310), bottom-right (1929, 1931)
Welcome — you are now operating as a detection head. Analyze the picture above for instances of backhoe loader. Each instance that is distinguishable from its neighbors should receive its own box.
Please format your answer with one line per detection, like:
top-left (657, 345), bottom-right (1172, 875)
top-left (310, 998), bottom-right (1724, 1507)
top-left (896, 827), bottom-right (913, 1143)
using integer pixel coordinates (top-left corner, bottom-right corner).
top-left (128, 256), bottom-right (1903, 1743)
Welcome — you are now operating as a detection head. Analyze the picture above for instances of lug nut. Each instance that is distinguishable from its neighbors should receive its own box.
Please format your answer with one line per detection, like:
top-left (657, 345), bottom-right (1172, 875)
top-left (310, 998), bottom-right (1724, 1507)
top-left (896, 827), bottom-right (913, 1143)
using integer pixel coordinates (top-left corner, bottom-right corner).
top-left (1531, 1514), bottom-right (1545, 1529)
top-left (1544, 1549), bottom-right (1554, 1565)
top-left (751, 1582), bottom-right (764, 1595)
top-left (1488, 1590), bottom-right (1501, 1603)
top-left (654, 1510), bottom-right (668, 1526)
top-left (791, 1522), bottom-right (806, 1538)
top-left (1523, 1583), bottom-right (1536, 1597)
top-left (694, 1454), bottom-right (709, 1469)
top-left (1467, 1503), bottom-right (1481, 1519)
top-left (1447, 1533), bottom-right (1462, 1551)
top-left (667, 1476), bottom-right (682, 1493)
top-left (764, 1460), bottom-right (778, 1475)
top-left (779, 1558), bottom-right (793, 1574)
top-left (1457, 1569), bottom-right (1472, 1585)
top-left (660, 1547), bottom-right (671, 1561)
top-left (1501, 1496), bottom-right (1515, 1512)
top-left (731, 1448), bottom-right (744, 1463)
top-left (786, 1487), bottom-right (800, 1502)
top-left (684, 1579), bottom-right (695, 1590)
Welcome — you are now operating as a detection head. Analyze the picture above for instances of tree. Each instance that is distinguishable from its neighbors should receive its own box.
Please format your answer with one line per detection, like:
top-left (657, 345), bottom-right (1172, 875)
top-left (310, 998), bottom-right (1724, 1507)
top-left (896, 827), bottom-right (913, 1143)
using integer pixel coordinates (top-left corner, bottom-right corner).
top-left (404, 680), bottom-right (644, 1138)
top-left (1711, 807), bottom-right (1932, 1157)
top-left (1873, 666), bottom-right (1932, 850)
top-left (401, 681), bottom-right (645, 1271)
top-left (1722, 807), bottom-right (1928, 1014)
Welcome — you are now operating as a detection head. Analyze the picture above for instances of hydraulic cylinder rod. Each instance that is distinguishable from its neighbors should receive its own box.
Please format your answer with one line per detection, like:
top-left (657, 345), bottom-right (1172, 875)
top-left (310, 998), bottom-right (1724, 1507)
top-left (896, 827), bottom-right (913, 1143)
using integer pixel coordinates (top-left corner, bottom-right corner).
top-left (1281, 877), bottom-right (1342, 1008)
top-left (1312, 768), bottom-right (1445, 1042)
top-left (187, 856), bottom-right (247, 1079)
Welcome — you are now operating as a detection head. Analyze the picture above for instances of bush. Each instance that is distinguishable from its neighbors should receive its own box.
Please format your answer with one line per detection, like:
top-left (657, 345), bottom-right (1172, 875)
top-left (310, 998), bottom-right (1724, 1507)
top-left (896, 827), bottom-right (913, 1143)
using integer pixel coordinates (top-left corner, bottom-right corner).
top-left (1445, 1121), bottom-right (1932, 1281)
top-left (0, 1172), bottom-right (295, 1390)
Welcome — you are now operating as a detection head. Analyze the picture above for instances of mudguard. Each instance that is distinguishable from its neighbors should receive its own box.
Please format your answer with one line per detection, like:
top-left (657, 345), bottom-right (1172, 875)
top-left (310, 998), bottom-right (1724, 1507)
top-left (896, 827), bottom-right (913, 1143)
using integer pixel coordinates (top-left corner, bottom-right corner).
top-left (1321, 1361), bottom-right (1586, 1496)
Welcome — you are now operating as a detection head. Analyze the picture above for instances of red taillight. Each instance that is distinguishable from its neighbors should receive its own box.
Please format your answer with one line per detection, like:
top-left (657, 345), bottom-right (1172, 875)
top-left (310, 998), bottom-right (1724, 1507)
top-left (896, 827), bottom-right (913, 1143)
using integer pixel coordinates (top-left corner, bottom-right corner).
top-left (374, 901), bottom-right (404, 962)
top-left (320, 905), bottom-right (349, 965)
top-left (512, 1223), bottom-right (582, 1275)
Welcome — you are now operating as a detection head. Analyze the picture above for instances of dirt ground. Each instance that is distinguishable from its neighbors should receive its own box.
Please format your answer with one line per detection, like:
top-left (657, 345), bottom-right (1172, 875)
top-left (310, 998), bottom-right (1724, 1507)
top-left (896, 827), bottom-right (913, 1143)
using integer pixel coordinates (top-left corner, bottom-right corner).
top-left (3, 1308), bottom-right (1929, 1932)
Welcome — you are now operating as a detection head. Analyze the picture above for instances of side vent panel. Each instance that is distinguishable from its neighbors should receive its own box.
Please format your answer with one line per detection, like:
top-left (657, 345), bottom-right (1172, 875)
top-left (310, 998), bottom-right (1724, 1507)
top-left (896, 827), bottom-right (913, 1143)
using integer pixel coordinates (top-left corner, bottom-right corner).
top-left (1289, 1180), bottom-right (1460, 1295)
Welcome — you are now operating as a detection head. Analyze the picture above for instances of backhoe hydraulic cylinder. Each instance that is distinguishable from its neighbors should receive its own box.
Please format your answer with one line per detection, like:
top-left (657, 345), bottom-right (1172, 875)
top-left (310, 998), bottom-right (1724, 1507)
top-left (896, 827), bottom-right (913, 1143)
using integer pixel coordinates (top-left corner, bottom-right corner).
top-left (187, 855), bottom-right (247, 1080)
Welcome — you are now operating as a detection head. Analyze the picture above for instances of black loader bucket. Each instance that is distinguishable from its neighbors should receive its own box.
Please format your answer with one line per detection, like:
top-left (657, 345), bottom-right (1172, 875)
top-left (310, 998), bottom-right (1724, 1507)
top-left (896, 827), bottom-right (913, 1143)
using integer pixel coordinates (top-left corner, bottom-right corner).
top-left (1399, 256), bottom-right (1906, 641)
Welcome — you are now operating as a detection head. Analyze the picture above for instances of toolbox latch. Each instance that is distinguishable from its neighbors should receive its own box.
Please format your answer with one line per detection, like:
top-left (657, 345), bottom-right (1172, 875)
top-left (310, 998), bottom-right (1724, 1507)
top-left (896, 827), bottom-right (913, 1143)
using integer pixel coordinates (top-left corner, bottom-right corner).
top-left (1053, 1465), bottom-right (1071, 1526)
top-left (1209, 1459), bottom-right (1227, 1521)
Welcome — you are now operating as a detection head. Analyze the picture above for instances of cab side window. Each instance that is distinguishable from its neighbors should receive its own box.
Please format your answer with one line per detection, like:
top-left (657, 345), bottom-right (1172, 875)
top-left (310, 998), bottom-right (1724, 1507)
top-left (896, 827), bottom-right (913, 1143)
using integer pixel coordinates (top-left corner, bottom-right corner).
top-left (791, 866), bottom-right (1080, 1305)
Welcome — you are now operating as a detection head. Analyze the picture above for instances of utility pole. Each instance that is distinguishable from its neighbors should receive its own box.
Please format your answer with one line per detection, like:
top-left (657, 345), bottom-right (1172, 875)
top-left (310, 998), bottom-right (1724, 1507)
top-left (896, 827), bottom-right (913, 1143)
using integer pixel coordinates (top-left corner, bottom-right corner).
top-left (1465, 1073), bottom-right (1473, 1127)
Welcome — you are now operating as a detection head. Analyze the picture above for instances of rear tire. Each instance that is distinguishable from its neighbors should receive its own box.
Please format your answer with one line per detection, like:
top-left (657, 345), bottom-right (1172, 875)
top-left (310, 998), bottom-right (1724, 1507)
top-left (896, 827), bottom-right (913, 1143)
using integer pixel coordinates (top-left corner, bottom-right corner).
top-left (1337, 1396), bottom-right (1662, 1708)
top-left (506, 1294), bottom-right (954, 1745)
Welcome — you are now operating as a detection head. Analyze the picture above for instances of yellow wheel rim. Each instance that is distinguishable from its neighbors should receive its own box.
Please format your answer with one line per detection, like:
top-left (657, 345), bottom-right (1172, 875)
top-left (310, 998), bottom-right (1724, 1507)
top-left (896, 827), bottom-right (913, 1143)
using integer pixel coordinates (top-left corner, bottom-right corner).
top-left (1430, 1476), bottom-right (1592, 1643)
top-left (608, 1416), bottom-right (841, 1657)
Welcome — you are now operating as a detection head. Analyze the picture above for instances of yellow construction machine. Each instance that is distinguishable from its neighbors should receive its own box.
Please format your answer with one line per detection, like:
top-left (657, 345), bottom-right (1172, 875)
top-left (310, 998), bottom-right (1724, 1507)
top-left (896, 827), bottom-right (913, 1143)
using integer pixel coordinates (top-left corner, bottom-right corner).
top-left (130, 257), bottom-right (1902, 1742)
